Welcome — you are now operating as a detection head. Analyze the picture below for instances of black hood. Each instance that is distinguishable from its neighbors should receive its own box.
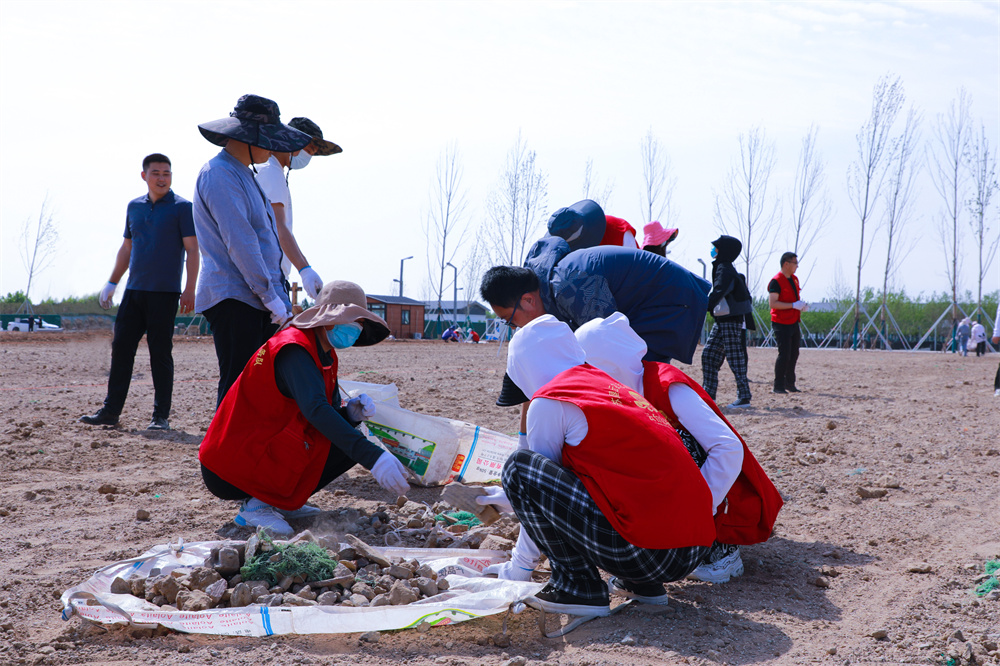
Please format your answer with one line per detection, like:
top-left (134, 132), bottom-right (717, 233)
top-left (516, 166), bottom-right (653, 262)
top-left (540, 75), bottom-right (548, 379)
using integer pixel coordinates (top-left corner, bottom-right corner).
top-left (712, 235), bottom-right (742, 263)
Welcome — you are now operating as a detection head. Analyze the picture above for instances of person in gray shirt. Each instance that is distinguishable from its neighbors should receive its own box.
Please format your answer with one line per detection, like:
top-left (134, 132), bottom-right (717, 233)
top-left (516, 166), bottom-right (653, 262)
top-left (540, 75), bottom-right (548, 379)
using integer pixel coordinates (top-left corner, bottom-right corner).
top-left (194, 94), bottom-right (312, 407)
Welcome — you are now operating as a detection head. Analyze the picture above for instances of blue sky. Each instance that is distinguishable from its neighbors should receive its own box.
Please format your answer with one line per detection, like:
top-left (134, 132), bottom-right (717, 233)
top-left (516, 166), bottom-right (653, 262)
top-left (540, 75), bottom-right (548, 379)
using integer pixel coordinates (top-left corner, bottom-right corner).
top-left (1, 0), bottom-right (997, 306)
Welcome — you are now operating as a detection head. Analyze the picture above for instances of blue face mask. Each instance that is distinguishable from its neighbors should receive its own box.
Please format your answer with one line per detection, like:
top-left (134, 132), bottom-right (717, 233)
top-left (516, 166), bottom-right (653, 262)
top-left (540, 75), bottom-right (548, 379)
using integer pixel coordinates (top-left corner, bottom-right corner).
top-left (710, 247), bottom-right (718, 258)
top-left (290, 150), bottom-right (312, 170)
top-left (327, 322), bottom-right (362, 349)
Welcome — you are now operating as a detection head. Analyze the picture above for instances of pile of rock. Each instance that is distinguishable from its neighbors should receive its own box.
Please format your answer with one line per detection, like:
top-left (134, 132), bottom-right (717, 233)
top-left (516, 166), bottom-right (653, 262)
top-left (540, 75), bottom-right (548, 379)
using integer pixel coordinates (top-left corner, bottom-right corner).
top-left (107, 534), bottom-right (452, 611)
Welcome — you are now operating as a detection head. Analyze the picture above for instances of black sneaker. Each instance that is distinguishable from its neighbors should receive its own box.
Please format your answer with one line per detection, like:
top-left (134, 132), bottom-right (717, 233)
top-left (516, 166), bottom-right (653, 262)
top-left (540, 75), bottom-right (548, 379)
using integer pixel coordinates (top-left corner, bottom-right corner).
top-left (772, 387), bottom-right (788, 394)
top-left (727, 397), bottom-right (751, 408)
top-left (786, 386), bottom-right (801, 393)
top-left (79, 409), bottom-right (119, 426)
top-left (146, 416), bottom-right (170, 431)
top-left (524, 584), bottom-right (611, 616)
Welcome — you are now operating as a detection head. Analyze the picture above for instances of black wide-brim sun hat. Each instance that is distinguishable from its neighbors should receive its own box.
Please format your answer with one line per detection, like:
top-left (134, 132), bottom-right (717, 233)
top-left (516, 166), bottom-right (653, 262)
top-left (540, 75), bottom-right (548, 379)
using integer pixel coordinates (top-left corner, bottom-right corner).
top-left (288, 117), bottom-right (343, 157)
top-left (496, 372), bottom-right (529, 407)
top-left (199, 94), bottom-right (312, 153)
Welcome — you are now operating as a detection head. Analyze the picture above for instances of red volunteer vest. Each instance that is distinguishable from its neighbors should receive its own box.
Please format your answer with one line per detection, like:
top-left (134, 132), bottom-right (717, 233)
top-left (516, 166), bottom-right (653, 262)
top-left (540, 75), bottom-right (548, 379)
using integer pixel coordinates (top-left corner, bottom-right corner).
top-left (199, 327), bottom-right (338, 510)
top-left (770, 271), bottom-right (801, 325)
top-left (534, 364), bottom-right (716, 549)
top-left (601, 215), bottom-right (639, 249)
top-left (642, 362), bottom-right (783, 545)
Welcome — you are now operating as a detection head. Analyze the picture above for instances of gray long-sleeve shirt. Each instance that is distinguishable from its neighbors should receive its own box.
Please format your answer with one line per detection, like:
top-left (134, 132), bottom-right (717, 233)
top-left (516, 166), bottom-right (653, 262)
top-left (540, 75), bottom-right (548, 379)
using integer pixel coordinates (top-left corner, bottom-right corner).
top-left (193, 149), bottom-right (291, 313)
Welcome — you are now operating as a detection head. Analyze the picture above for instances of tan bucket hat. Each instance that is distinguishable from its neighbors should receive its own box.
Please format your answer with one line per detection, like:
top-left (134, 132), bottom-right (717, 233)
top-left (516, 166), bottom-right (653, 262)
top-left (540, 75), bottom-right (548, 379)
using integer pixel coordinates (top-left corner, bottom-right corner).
top-left (290, 281), bottom-right (389, 347)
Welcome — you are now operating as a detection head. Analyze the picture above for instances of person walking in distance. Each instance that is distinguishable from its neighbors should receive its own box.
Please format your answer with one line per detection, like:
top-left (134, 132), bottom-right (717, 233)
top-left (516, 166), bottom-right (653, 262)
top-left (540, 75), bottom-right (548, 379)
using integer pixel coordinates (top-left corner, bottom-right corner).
top-left (80, 153), bottom-right (198, 430)
top-left (768, 252), bottom-right (808, 394)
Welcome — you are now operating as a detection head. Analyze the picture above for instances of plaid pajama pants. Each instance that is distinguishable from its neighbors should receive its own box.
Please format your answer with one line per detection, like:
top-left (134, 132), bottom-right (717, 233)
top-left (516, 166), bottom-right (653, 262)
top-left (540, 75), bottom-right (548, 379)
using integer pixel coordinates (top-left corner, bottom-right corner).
top-left (502, 449), bottom-right (711, 602)
top-left (701, 319), bottom-right (751, 401)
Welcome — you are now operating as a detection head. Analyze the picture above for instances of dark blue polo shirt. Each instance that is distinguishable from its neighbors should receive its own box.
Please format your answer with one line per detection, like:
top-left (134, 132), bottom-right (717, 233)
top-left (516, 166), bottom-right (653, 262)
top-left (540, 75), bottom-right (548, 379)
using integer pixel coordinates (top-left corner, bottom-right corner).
top-left (123, 190), bottom-right (195, 292)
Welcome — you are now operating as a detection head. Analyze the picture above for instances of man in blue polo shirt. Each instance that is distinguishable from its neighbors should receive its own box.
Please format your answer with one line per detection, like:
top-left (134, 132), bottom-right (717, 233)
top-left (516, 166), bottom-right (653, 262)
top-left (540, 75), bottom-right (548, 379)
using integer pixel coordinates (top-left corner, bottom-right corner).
top-left (80, 153), bottom-right (199, 430)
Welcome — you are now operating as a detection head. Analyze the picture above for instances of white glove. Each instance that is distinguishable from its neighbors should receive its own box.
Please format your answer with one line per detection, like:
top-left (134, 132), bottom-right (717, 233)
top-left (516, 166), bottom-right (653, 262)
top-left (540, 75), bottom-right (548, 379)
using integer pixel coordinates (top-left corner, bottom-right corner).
top-left (99, 282), bottom-right (117, 310)
top-left (517, 433), bottom-right (529, 450)
top-left (263, 295), bottom-right (292, 326)
top-left (346, 394), bottom-right (376, 422)
top-left (371, 451), bottom-right (410, 496)
top-left (475, 486), bottom-right (513, 513)
top-left (299, 266), bottom-right (324, 300)
top-left (792, 300), bottom-right (808, 311)
top-left (483, 560), bottom-right (534, 581)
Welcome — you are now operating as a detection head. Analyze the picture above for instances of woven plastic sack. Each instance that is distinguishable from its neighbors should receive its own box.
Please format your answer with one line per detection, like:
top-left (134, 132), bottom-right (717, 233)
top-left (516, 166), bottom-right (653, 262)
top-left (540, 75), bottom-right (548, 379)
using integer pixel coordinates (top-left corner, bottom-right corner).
top-left (61, 539), bottom-right (540, 636)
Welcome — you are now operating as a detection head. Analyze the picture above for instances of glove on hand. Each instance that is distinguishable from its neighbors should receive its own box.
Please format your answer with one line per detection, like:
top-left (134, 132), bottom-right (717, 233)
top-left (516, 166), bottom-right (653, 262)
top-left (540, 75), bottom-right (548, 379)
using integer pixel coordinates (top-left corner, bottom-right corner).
top-left (346, 393), bottom-right (376, 422)
top-left (299, 266), bottom-right (324, 300)
top-left (483, 559), bottom-right (535, 581)
top-left (371, 451), bottom-right (410, 496)
top-left (99, 282), bottom-right (117, 310)
top-left (263, 295), bottom-right (292, 327)
top-left (792, 300), bottom-right (808, 311)
top-left (475, 486), bottom-right (513, 513)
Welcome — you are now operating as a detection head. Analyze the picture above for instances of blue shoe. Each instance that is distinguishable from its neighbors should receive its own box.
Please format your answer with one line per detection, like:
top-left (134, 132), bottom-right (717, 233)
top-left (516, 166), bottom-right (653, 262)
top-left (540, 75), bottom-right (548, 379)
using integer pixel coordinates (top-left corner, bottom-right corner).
top-left (234, 498), bottom-right (293, 536)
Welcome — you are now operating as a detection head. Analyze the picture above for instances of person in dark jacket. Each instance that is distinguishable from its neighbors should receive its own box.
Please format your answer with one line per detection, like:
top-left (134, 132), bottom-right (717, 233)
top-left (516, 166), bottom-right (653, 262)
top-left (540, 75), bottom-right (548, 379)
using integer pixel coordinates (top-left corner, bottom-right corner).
top-left (701, 236), bottom-right (754, 408)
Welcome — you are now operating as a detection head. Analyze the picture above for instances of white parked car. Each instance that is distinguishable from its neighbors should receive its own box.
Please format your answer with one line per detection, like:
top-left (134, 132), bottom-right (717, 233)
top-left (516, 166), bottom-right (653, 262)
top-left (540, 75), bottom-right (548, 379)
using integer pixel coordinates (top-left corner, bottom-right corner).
top-left (6, 317), bottom-right (63, 332)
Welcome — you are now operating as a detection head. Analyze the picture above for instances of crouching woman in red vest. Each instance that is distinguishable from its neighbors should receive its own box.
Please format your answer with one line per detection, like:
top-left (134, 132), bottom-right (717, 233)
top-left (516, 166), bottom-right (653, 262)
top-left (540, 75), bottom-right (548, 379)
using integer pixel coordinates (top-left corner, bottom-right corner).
top-left (199, 281), bottom-right (410, 537)
top-left (576, 313), bottom-right (783, 585)
top-left (487, 315), bottom-right (718, 618)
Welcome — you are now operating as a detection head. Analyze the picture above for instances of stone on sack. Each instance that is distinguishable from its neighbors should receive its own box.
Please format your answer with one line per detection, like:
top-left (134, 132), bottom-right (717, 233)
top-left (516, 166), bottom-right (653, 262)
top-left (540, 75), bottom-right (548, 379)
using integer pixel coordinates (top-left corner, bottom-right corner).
top-left (184, 567), bottom-right (223, 592)
top-left (415, 577), bottom-right (438, 597)
top-left (281, 592), bottom-right (317, 607)
top-left (415, 564), bottom-right (437, 579)
top-left (388, 580), bottom-right (419, 605)
top-left (205, 578), bottom-right (227, 603)
top-left (215, 547), bottom-right (241, 575)
top-left (158, 576), bottom-right (182, 604)
top-left (350, 593), bottom-right (370, 607)
top-left (295, 585), bottom-right (317, 601)
top-left (316, 591), bottom-right (339, 605)
top-left (175, 589), bottom-right (214, 611)
top-left (110, 577), bottom-right (131, 595)
top-left (389, 564), bottom-right (413, 580)
top-left (229, 583), bottom-right (252, 607)
top-left (352, 582), bottom-right (375, 600)
top-left (129, 577), bottom-right (146, 598)
top-left (249, 584), bottom-right (270, 602)
top-left (479, 535), bottom-right (516, 552)
top-left (345, 534), bottom-right (390, 568)
top-left (370, 594), bottom-right (391, 607)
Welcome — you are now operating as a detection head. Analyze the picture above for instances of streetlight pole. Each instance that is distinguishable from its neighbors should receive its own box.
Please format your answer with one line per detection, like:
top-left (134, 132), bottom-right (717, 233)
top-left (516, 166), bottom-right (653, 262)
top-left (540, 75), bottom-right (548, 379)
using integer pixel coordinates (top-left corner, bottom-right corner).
top-left (446, 262), bottom-right (458, 326)
top-left (696, 258), bottom-right (707, 280)
top-left (398, 256), bottom-right (413, 298)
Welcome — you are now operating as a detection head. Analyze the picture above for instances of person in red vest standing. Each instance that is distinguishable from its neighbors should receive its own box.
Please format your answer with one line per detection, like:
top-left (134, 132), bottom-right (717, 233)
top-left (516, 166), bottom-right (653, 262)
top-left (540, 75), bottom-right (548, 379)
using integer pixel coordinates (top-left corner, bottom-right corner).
top-left (575, 313), bottom-right (782, 584)
top-left (768, 252), bottom-right (809, 394)
top-left (476, 315), bottom-right (717, 618)
top-left (199, 281), bottom-right (410, 536)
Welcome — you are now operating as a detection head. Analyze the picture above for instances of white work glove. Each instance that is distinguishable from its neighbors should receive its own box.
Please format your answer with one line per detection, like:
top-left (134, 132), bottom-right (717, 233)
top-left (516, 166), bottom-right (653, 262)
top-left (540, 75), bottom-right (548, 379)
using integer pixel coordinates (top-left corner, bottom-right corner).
top-left (371, 451), bottom-right (410, 496)
top-left (263, 295), bottom-right (292, 326)
top-left (792, 300), bottom-right (808, 311)
top-left (99, 282), bottom-right (117, 310)
top-left (299, 266), bottom-right (324, 300)
top-left (483, 560), bottom-right (535, 581)
top-left (475, 486), bottom-right (513, 513)
top-left (346, 394), bottom-right (376, 422)
top-left (518, 432), bottom-right (529, 450)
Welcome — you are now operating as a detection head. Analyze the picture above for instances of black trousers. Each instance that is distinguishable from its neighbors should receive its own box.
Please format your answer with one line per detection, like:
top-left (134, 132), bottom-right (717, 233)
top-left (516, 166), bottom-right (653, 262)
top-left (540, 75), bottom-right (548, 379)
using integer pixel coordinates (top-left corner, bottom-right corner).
top-left (203, 299), bottom-right (278, 408)
top-left (104, 289), bottom-right (178, 418)
top-left (200, 446), bottom-right (356, 504)
top-left (772, 321), bottom-right (801, 391)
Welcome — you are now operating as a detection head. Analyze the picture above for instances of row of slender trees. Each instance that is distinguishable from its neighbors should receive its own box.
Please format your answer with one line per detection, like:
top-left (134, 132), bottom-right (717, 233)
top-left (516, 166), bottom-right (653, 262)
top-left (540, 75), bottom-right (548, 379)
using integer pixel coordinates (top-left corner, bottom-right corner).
top-left (421, 74), bottom-right (998, 345)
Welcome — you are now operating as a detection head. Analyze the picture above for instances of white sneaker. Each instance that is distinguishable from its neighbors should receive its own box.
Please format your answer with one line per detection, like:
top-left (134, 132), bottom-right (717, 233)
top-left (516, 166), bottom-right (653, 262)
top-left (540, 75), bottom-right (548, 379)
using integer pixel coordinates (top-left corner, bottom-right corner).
top-left (234, 498), bottom-right (293, 536)
top-left (994, 388), bottom-right (1000, 397)
top-left (278, 504), bottom-right (323, 519)
top-left (688, 548), bottom-right (744, 583)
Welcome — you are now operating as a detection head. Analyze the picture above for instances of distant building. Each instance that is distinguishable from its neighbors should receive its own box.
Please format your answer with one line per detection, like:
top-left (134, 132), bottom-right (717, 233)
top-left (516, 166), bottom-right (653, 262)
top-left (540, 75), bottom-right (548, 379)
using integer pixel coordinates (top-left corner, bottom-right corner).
top-left (366, 295), bottom-right (425, 339)
top-left (422, 299), bottom-right (490, 337)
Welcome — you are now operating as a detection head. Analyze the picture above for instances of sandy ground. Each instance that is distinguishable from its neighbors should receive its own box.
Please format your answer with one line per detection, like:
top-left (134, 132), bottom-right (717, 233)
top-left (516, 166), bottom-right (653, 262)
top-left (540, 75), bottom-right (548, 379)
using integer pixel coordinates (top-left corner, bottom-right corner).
top-left (1, 331), bottom-right (998, 666)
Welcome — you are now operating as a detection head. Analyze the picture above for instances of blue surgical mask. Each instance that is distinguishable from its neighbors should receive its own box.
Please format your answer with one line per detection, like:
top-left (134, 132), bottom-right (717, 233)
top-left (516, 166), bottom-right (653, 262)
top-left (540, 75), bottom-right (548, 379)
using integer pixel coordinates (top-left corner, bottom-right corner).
top-left (290, 150), bottom-right (312, 170)
top-left (328, 322), bottom-right (363, 348)
top-left (710, 247), bottom-right (718, 258)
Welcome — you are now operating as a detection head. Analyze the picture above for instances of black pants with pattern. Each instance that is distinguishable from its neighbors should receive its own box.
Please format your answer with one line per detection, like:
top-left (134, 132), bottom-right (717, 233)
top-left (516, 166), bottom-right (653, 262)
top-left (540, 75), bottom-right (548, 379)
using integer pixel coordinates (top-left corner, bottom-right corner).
top-left (701, 319), bottom-right (751, 401)
top-left (503, 449), bottom-right (710, 602)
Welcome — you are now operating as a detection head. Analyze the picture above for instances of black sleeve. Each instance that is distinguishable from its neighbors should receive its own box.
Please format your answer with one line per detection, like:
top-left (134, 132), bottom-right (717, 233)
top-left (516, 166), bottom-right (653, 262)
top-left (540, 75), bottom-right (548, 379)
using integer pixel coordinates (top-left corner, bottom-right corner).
top-left (767, 278), bottom-right (782, 295)
top-left (707, 266), bottom-right (736, 311)
top-left (273, 345), bottom-right (384, 470)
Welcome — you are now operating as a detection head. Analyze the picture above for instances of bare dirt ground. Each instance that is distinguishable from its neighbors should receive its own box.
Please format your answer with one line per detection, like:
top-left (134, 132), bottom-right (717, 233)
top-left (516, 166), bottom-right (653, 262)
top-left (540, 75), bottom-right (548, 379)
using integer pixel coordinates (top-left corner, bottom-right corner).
top-left (1, 331), bottom-right (998, 666)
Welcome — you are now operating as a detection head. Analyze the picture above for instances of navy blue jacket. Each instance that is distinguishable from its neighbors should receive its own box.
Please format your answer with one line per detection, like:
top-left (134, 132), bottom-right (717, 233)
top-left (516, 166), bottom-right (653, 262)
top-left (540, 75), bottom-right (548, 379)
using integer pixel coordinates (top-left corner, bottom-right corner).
top-left (524, 236), bottom-right (710, 364)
